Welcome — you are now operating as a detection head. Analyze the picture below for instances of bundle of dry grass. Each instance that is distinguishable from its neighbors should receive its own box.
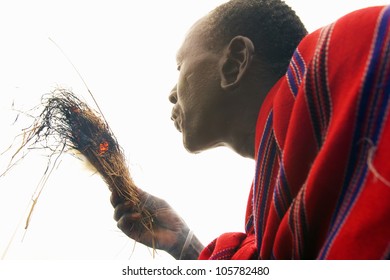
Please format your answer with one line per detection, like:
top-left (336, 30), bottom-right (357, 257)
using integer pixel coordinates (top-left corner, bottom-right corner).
top-left (8, 88), bottom-right (153, 235)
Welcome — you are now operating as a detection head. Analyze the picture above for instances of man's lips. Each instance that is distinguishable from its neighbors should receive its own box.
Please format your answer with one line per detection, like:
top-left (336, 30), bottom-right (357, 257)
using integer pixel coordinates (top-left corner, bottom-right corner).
top-left (172, 117), bottom-right (182, 132)
top-left (171, 108), bottom-right (182, 132)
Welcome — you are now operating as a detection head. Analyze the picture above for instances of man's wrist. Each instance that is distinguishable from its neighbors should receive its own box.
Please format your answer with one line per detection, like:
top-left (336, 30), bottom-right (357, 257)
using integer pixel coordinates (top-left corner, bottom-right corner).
top-left (169, 230), bottom-right (204, 260)
top-left (178, 233), bottom-right (204, 260)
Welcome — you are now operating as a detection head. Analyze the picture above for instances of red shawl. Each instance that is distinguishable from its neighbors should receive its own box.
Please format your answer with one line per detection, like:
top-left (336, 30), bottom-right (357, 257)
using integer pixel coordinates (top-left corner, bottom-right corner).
top-left (199, 6), bottom-right (390, 260)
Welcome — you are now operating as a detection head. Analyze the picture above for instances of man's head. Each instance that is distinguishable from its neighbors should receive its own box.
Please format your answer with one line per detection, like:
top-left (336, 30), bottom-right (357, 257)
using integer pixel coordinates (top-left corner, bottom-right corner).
top-left (170, 0), bottom-right (307, 157)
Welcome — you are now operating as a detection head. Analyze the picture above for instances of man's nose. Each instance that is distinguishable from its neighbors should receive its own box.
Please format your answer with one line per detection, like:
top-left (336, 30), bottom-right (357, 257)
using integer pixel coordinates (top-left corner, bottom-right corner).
top-left (169, 85), bottom-right (178, 104)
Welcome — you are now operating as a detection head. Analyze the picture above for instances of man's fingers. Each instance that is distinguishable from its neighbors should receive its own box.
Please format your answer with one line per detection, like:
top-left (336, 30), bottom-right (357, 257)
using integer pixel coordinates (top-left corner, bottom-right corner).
top-left (117, 213), bottom-right (157, 248)
top-left (113, 201), bottom-right (139, 221)
top-left (110, 190), bottom-right (123, 207)
top-left (117, 213), bottom-right (143, 235)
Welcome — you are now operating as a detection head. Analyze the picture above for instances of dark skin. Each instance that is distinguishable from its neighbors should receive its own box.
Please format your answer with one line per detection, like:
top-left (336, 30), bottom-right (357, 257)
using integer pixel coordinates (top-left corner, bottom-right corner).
top-left (111, 189), bottom-right (202, 259)
top-left (111, 16), bottom-right (279, 259)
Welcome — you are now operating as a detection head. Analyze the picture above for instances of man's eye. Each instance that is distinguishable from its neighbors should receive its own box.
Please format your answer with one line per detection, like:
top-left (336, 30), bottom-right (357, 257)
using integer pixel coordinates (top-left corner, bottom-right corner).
top-left (177, 65), bottom-right (181, 71)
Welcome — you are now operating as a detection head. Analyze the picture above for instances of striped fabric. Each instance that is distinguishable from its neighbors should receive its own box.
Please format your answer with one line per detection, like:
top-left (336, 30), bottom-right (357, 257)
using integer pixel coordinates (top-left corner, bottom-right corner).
top-left (199, 6), bottom-right (390, 260)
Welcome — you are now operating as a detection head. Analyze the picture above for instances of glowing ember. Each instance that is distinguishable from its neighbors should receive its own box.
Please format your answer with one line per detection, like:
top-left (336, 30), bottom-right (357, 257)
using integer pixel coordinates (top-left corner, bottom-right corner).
top-left (99, 140), bottom-right (109, 155)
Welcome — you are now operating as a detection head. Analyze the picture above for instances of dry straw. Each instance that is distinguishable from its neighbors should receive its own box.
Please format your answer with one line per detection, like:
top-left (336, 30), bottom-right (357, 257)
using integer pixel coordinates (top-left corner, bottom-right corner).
top-left (3, 88), bottom-right (153, 240)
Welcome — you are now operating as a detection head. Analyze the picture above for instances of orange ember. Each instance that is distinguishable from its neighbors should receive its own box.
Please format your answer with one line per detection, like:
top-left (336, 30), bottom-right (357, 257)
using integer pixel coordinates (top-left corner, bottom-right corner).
top-left (98, 140), bottom-right (109, 155)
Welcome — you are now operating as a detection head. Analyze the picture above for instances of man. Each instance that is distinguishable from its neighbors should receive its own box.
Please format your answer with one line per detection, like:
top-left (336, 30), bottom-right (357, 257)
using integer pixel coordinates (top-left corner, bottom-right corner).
top-left (112, 0), bottom-right (390, 259)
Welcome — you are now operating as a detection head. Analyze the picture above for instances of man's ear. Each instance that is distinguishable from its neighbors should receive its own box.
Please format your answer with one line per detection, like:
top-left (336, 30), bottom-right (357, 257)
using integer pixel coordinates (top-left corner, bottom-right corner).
top-left (220, 36), bottom-right (255, 90)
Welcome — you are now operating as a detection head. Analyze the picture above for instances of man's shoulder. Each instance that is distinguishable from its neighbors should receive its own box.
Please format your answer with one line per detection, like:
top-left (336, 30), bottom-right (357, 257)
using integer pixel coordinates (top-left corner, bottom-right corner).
top-left (292, 5), bottom-right (388, 67)
top-left (334, 5), bottom-right (386, 26)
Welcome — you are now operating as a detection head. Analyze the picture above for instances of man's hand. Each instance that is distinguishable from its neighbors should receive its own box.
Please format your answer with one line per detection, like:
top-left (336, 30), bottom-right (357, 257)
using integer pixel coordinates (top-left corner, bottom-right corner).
top-left (110, 188), bottom-right (204, 259)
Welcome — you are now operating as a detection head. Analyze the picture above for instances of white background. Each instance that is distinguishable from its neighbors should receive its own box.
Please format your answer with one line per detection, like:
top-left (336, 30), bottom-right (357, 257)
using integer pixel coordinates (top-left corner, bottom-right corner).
top-left (0, 0), bottom-right (388, 260)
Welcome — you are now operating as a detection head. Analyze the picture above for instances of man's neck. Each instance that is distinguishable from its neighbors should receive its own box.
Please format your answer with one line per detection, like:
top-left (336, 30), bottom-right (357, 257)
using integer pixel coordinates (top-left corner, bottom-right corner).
top-left (225, 67), bottom-right (279, 159)
top-left (226, 93), bottom-right (266, 159)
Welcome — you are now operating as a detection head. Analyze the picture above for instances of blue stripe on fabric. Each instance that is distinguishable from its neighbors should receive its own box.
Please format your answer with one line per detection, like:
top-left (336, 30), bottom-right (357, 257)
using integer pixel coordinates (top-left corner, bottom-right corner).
top-left (253, 111), bottom-right (274, 199)
top-left (372, 32), bottom-right (390, 140)
top-left (256, 134), bottom-right (277, 252)
top-left (245, 215), bottom-right (254, 233)
top-left (305, 25), bottom-right (333, 149)
top-left (287, 50), bottom-right (307, 97)
top-left (253, 111), bottom-right (276, 252)
top-left (287, 66), bottom-right (298, 96)
top-left (273, 164), bottom-right (293, 219)
top-left (294, 50), bottom-right (306, 79)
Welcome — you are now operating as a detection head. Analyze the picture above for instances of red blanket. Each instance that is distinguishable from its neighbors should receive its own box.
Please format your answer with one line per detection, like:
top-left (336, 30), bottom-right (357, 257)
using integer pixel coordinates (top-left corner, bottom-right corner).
top-left (199, 6), bottom-right (390, 260)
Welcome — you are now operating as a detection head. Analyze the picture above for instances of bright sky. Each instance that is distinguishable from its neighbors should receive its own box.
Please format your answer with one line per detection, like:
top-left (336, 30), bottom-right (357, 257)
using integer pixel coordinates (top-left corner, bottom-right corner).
top-left (0, 0), bottom-right (388, 260)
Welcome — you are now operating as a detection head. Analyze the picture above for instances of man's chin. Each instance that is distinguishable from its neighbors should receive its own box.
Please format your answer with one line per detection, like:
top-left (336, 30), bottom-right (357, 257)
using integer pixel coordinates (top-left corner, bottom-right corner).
top-left (183, 142), bottom-right (203, 154)
top-left (182, 135), bottom-right (221, 154)
top-left (182, 135), bottom-right (204, 154)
